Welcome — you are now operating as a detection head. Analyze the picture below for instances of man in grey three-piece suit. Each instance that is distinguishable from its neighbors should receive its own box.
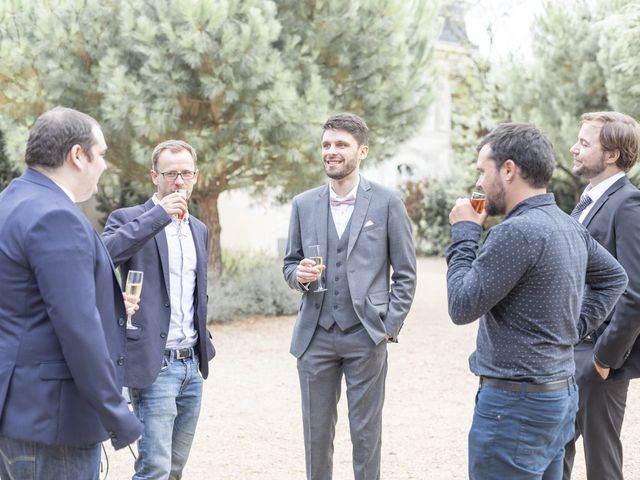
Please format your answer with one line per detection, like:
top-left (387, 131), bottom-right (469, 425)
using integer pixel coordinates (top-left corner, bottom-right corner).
top-left (283, 112), bottom-right (417, 480)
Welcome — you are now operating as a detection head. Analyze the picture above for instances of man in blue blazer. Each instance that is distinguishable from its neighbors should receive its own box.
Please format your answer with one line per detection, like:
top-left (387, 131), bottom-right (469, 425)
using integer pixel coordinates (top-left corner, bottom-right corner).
top-left (0, 107), bottom-right (143, 479)
top-left (283, 113), bottom-right (417, 480)
top-left (102, 140), bottom-right (215, 479)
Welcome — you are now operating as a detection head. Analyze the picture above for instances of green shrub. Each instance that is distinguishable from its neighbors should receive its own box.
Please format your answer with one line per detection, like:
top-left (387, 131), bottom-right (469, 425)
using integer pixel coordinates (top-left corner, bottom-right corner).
top-left (207, 250), bottom-right (300, 323)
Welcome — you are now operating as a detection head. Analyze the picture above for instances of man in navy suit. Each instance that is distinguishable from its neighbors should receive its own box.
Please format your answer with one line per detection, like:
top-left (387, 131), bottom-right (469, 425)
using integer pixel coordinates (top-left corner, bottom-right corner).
top-left (563, 111), bottom-right (640, 480)
top-left (103, 139), bottom-right (215, 480)
top-left (0, 107), bottom-right (143, 480)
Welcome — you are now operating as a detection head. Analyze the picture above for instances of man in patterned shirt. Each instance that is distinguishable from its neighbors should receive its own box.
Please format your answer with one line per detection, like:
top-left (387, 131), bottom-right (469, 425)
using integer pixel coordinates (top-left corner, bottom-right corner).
top-left (446, 123), bottom-right (627, 480)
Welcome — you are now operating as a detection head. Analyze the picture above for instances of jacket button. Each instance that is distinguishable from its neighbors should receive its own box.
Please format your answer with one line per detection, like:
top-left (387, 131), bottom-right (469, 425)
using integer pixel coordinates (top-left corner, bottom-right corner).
top-left (164, 303), bottom-right (170, 308)
top-left (118, 318), bottom-right (125, 326)
top-left (315, 304), bottom-right (320, 309)
top-left (160, 332), bottom-right (167, 339)
top-left (117, 356), bottom-right (125, 366)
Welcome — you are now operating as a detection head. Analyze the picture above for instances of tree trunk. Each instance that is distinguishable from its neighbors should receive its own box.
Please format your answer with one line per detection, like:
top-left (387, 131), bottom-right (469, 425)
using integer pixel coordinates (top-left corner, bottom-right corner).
top-left (195, 190), bottom-right (222, 283)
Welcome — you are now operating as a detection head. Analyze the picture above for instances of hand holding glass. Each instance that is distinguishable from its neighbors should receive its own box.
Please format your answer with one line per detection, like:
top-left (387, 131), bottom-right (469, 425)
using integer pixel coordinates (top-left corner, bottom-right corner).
top-left (125, 270), bottom-right (144, 330)
top-left (308, 245), bottom-right (327, 292)
top-left (470, 191), bottom-right (486, 213)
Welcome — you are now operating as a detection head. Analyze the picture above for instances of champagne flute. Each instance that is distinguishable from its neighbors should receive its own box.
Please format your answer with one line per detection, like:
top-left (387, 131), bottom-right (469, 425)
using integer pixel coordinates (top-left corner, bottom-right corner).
top-left (175, 188), bottom-right (188, 238)
top-left (125, 270), bottom-right (144, 330)
top-left (470, 191), bottom-right (486, 213)
top-left (308, 245), bottom-right (327, 292)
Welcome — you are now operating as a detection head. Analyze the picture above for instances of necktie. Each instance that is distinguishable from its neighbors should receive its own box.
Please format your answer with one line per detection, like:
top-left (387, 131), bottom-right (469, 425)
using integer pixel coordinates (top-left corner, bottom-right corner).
top-left (330, 196), bottom-right (356, 207)
top-left (571, 195), bottom-right (593, 220)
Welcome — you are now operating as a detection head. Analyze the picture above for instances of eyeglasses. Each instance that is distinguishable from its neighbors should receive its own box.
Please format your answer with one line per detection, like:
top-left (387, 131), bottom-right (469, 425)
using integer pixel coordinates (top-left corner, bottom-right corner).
top-left (156, 170), bottom-right (197, 181)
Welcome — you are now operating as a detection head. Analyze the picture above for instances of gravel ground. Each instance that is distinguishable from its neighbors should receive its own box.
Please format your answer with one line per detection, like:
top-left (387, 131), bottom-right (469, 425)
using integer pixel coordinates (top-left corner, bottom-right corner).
top-left (104, 257), bottom-right (640, 479)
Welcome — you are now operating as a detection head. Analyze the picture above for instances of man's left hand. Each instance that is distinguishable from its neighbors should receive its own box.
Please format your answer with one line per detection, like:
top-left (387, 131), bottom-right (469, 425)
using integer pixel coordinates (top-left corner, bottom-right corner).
top-left (593, 358), bottom-right (610, 380)
top-left (123, 293), bottom-right (140, 317)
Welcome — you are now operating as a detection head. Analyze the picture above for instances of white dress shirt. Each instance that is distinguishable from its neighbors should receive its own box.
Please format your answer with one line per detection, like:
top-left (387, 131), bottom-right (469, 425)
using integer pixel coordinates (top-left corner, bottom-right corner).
top-left (152, 194), bottom-right (198, 349)
top-left (329, 178), bottom-right (359, 239)
top-left (577, 172), bottom-right (625, 223)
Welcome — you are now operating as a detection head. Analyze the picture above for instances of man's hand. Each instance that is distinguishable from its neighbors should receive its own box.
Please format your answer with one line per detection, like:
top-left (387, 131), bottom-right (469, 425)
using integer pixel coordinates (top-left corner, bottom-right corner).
top-left (296, 258), bottom-right (324, 285)
top-left (123, 293), bottom-right (140, 317)
top-left (593, 358), bottom-right (610, 380)
top-left (449, 198), bottom-right (488, 226)
top-left (159, 192), bottom-right (188, 218)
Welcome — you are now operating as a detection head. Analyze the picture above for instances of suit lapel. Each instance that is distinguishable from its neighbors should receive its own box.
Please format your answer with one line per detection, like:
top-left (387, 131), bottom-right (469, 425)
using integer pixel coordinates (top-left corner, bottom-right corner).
top-left (314, 185), bottom-right (330, 257)
top-left (347, 177), bottom-right (372, 258)
top-left (582, 176), bottom-right (627, 228)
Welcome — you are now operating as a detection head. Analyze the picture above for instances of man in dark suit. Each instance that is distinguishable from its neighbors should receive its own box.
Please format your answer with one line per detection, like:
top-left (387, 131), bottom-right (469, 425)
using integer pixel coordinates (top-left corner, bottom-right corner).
top-left (563, 111), bottom-right (640, 480)
top-left (283, 112), bottom-right (417, 480)
top-left (102, 139), bottom-right (215, 480)
top-left (0, 107), bottom-right (143, 479)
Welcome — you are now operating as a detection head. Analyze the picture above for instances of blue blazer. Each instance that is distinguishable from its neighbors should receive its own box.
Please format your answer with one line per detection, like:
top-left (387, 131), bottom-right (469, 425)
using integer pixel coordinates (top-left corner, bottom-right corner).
top-left (0, 169), bottom-right (142, 449)
top-left (102, 198), bottom-right (215, 388)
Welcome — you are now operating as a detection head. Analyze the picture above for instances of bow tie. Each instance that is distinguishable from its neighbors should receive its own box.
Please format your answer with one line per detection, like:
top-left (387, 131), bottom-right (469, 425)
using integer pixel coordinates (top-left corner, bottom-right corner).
top-left (330, 196), bottom-right (356, 207)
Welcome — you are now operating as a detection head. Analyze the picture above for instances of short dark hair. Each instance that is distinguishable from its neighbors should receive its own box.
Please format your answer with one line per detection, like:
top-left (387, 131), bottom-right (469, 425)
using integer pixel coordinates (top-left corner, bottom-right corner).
top-left (322, 112), bottom-right (369, 146)
top-left (477, 123), bottom-right (555, 188)
top-left (581, 111), bottom-right (640, 172)
top-left (25, 107), bottom-right (99, 168)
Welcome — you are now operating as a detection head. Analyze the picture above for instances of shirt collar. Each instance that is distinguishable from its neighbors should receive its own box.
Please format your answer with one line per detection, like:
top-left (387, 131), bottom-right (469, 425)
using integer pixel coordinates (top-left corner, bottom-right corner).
top-left (505, 193), bottom-right (556, 220)
top-left (53, 181), bottom-right (76, 203)
top-left (329, 176), bottom-right (360, 201)
top-left (583, 172), bottom-right (625, 203)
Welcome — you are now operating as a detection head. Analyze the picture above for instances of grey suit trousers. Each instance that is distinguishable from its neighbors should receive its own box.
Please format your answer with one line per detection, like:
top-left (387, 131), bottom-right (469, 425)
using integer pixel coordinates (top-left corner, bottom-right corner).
top-left (563, 341), bottom-right (630, 480)
top-left (297, 324), bottom-right (388, 480)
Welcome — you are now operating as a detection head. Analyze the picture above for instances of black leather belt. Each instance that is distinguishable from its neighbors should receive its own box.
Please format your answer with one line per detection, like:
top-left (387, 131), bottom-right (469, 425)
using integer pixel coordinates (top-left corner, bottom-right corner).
top-left (164, 347), bottom-right (195, 360)
top-left (479, 376), bottom-right (575, 393)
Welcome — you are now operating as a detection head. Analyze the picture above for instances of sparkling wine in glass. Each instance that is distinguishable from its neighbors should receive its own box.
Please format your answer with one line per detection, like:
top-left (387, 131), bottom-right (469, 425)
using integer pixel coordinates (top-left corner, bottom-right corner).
top-left (125, 270), bottom-right (144, 330)
top-left (470, 191), bottom-right (486, 214)
top-left (175, 189), bottom-right (188, 238)
top-left (308, 245), bottom-right (327, 292)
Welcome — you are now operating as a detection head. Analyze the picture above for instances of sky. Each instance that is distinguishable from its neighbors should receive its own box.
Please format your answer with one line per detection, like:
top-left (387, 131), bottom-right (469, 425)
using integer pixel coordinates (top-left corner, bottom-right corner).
top-left (464, 0), bottom-right (546, 61)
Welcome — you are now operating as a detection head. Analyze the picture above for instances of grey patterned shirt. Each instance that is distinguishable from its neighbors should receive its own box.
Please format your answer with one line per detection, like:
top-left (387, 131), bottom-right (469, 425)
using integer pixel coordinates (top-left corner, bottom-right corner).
top-left (446, 193), bottom-right (627, 382)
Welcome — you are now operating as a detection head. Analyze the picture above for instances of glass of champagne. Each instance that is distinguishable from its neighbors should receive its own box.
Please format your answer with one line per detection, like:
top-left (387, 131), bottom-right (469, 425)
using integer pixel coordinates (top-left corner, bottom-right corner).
top-left (175, 188), bottom-right (188, 238)
top-left (470, 191), bottom-right (486, 213)
top-left (125, 270), bottom-right (144, 330)
top-left (308, 245), bottom-right (327, 292)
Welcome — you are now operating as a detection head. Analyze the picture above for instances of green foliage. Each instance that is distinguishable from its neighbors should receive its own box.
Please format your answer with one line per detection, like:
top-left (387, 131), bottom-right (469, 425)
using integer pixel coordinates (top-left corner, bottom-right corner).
top-left (599, 1), bottom-right (640, 121)
top-left (0, 0), bottom-right (442, 275)
top-left (0, 130), bottom-right (20, 191)
top-left (207, 249), bottom-right (299, 323)
top-left (402, 176), bottom-right (466, 255)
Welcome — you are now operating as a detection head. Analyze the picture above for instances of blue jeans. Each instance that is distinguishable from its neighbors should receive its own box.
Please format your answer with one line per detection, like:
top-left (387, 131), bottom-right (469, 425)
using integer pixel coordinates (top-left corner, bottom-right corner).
top-left (469, 382), bottom-right (579, 480)
top-left (0, 434), bottom-right (100, 480)
top-left (129, 351), bottom-right (203, 480)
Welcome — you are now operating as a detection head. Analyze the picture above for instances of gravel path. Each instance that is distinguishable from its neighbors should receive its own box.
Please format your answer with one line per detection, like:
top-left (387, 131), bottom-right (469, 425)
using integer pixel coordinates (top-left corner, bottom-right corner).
top-left (104, 257), bottom-right (640, 479)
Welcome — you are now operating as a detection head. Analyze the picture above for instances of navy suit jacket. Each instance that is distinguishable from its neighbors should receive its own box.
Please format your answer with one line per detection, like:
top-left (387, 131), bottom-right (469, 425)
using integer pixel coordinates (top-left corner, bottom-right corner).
top-left (0, 169), bottom-right (142, 449)
top-left (582, 176), bottom-right (640, 380)
top-left (102, 198), bottom-right (215, 388)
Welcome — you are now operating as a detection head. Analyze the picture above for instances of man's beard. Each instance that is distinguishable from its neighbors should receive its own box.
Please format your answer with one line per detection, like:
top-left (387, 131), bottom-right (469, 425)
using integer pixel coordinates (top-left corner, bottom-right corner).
top-left (573, 153), bottom-right (607, 179)
top-left (486, 180), bottom-right (507, 216)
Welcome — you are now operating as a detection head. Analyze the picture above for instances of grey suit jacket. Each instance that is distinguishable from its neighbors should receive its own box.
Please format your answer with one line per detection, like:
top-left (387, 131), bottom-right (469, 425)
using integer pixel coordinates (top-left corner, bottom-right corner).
top-left (582, 176), bottom-right (640, 380)
top-left (283, 176), bottom-right (417, 358)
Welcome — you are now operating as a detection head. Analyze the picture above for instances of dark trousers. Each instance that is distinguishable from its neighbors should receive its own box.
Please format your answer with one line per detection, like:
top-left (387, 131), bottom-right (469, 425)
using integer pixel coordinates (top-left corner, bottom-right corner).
top-left (563, 341), bottom-right (630, 480)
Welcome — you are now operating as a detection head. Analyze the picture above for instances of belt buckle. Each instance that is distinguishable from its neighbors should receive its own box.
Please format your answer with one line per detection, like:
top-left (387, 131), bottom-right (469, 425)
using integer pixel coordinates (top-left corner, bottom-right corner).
top-left (175, 348), bottom-right (189, 360)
